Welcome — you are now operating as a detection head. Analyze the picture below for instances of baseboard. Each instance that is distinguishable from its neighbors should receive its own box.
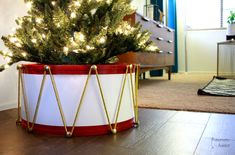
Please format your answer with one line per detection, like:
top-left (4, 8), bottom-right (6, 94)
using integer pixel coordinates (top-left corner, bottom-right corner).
top-left (0, 101), bottom-right (17, 111)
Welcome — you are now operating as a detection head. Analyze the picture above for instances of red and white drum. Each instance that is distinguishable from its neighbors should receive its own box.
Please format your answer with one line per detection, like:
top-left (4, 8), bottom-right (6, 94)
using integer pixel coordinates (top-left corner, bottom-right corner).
top-left (19, 64), bottom-right (137, 136)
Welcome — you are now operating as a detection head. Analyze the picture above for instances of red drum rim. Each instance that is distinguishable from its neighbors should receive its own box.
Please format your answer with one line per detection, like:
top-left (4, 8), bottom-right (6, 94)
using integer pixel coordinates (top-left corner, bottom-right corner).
top-left (21, 118), bottom-right (134, 136)
top-left (20, 63), bottom-right (137, 75)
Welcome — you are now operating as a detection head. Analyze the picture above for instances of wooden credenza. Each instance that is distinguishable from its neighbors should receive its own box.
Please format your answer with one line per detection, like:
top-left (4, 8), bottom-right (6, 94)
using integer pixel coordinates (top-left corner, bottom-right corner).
top-left (119, 13), bottom-right (175, 80)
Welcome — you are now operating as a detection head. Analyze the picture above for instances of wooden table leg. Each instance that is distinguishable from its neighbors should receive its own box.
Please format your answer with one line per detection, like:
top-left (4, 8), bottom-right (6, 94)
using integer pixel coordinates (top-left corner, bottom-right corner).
top-left (143, 72), bottom-right (146, 79)
top-left (168, 67), bottom-right (171, 80)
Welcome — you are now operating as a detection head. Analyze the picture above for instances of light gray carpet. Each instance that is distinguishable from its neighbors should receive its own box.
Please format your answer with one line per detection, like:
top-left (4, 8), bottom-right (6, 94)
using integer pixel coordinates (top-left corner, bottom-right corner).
top-left (138, 73), bottom-right (235, 114)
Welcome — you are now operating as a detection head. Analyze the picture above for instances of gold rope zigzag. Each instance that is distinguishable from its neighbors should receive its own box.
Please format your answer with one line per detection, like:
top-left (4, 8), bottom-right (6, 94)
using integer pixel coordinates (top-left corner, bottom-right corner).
top-left (16, 64), bottom-right (139, 137)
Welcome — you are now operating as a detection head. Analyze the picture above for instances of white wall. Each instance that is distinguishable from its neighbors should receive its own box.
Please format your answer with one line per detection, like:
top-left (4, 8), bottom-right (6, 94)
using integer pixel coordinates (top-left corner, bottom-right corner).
top-left (176, 0), bottom-right (186, 73)
top-left (0, 0), bottom-right (27, 111)
top-left (131, 0), bottom-right (145, 15)
top-left (186, 30), bottom-right (226, 73)
top-left (176, 0), bottom-right (227, 73)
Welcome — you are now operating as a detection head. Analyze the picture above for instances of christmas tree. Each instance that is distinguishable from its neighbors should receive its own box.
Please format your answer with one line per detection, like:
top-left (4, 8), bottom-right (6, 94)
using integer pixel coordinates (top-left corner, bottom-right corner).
top-left (0, 0), bottom-right (159, 71)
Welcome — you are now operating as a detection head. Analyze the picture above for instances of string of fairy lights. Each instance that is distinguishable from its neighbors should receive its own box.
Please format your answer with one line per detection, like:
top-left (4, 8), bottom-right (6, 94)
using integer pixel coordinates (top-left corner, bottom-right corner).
top-left (0, 0), bottom-right (158, 70)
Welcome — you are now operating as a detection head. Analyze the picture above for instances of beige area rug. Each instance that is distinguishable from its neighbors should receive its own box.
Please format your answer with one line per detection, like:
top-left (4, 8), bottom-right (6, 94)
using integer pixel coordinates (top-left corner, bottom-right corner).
top-left (138, 73), bottom-right (235, 114)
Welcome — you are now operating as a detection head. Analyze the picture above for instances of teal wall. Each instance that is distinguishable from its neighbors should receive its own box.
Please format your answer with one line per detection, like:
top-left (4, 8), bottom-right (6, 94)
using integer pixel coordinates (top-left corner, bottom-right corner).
top-left (168, 0), bottom-right (178, 72)
top-left (150, 0), bottom-right (178, 76)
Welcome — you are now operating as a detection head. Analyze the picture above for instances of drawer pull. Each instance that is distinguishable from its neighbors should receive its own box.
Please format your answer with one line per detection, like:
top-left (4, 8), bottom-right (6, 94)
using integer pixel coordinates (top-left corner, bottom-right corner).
top-left (157, 37), bottom-right (164, 41)
top-left (168, 51), bottom-right (173, 54)
top-left (158, 50), bottom-right (164, 53)
top-left (168, 40), bottom-right (173, 43)
top-left (167, 28), bottom-right (173, 32)
top-left (156, 24), bottom-right (163, 28)
top-left (142, 16), bottom-right (150, 21)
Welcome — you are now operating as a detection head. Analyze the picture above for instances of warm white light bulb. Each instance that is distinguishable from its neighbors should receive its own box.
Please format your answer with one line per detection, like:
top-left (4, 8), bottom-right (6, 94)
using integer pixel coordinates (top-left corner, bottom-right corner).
top-left (148, 45), bottom-right (158, 51)
top-left (138, 41), bottom-right (145, 46)
top-left (78, 33), bottom-right (85, 41)
top-left (90, 9), bottom-right (97, 15)
top-left (18, 19), bottom-right (23, 25)
top-left (56, 23), bottom-right (61, 28)
top-left (36, 18), bottom-right (42, 24)
top-left (71, 12), bottom-right (76, 18)
top-left (31, 39), bottom-right (37, 43)
top-left (73, 49), bottom-right (78, 53)
top-left (42, 34), bottom-right (46, 39)
top-left (72, 41), bottom-right (77, 46)
top-left (10, 37), bottom-right (18, 43)
top-left (63, 47), bottom-right (69, 52)
top-left (8, 52), bottom-right (13, 57)
top-left (74, 1), bottom-right (81, 7)
top-left (15, 43), bottom-right (22, 47)
top-left (21, 52), bottom-right (27, 57)
top-left (116, 28), bottom-right (123, 34)
top-left (124, 30), bottom-right (129, 35)
top-left (126, 24), bottom-right (131, 30)
top-left (26, 2), bottom-right (32, 9)
top-left (86, 45), bottom-right (94, 50)
top-left (106, 0), bottom-right (112, 4)
top-left (2, 51), bottom-right (7, 55)
top-left (86, 45), bottom-right (91, 50)
top-left (51, 1), bottom-right (56, 6)
top-left (130, 5), bottom-right (136, 11)
top-left (99, 37), bottom-right (106, 44)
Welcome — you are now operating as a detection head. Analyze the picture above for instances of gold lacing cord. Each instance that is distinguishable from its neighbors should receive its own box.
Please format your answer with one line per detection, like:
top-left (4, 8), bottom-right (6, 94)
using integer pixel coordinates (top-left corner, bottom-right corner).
top-left (46, 66), bottom-right (69, 135)
top-left (69, 66), bottom-right (93, 135)
top-left (29, 69), bottom-right (47, 131)
top-left (129, 65), bottom-right (137, 127)
top-left (17, 64), bottom-right (139, 137)
top-left (128, 64), bottom-right (139, 127)
top-left (93, 65), bottom-right (114, 133)
top-left (20, 67), bottom-right (31, 130)
top-left (134, 65), bottom-right (140, 127)
top-left (16, 65), bottom-right (22, 125)
top-left (113, 65), bottom-right (129, 130)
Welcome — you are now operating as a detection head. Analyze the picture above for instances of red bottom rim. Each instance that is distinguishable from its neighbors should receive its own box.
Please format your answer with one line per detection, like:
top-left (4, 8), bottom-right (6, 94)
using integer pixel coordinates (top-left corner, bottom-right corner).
top-left (21, 118), bottom-right (134, 136)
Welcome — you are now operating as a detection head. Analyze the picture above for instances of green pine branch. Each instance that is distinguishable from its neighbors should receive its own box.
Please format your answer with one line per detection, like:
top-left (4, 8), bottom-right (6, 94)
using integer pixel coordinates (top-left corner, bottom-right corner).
top-left (0, 0), bottom-right (159, 71)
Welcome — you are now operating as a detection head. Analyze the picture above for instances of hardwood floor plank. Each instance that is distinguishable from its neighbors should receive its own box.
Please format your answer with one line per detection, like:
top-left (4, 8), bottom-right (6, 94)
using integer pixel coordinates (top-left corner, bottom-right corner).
top-left (66, 142), bottom-right (156, 155)
top-left (0, 108), bottom-right (176, 154)
top-left (0, 108), bottom-right (17, 122)
top-left (194, 137), bottom-right (235, 155)
top-left (132, 112), bottom-right (207, 155)
top-left (194, 113), bottom-right (235, 155)
top-left (137, 108), bottom-right (177, 133)
top-left (1, 108), bottom-right (235, 155)
top-left (71, 109), bottom-right (176, 149)
top-left (202, 113), bottom-right (235, 140)
top-left (168, 111), bottom-right (210, 125)
top-left (0, 109), bottom-right (98, 154)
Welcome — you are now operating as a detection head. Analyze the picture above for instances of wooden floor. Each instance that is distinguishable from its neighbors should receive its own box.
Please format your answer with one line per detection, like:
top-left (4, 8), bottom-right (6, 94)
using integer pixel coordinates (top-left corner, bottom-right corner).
top-left (1, 108), bottom-right (235, 155)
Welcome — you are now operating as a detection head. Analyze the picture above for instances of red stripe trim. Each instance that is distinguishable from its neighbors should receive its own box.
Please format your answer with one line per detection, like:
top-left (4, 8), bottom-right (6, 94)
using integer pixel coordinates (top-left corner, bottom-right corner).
top-left (21, 64), bottom-right (136, 75)
top-left (21, 118), bottom-right (134, 136)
